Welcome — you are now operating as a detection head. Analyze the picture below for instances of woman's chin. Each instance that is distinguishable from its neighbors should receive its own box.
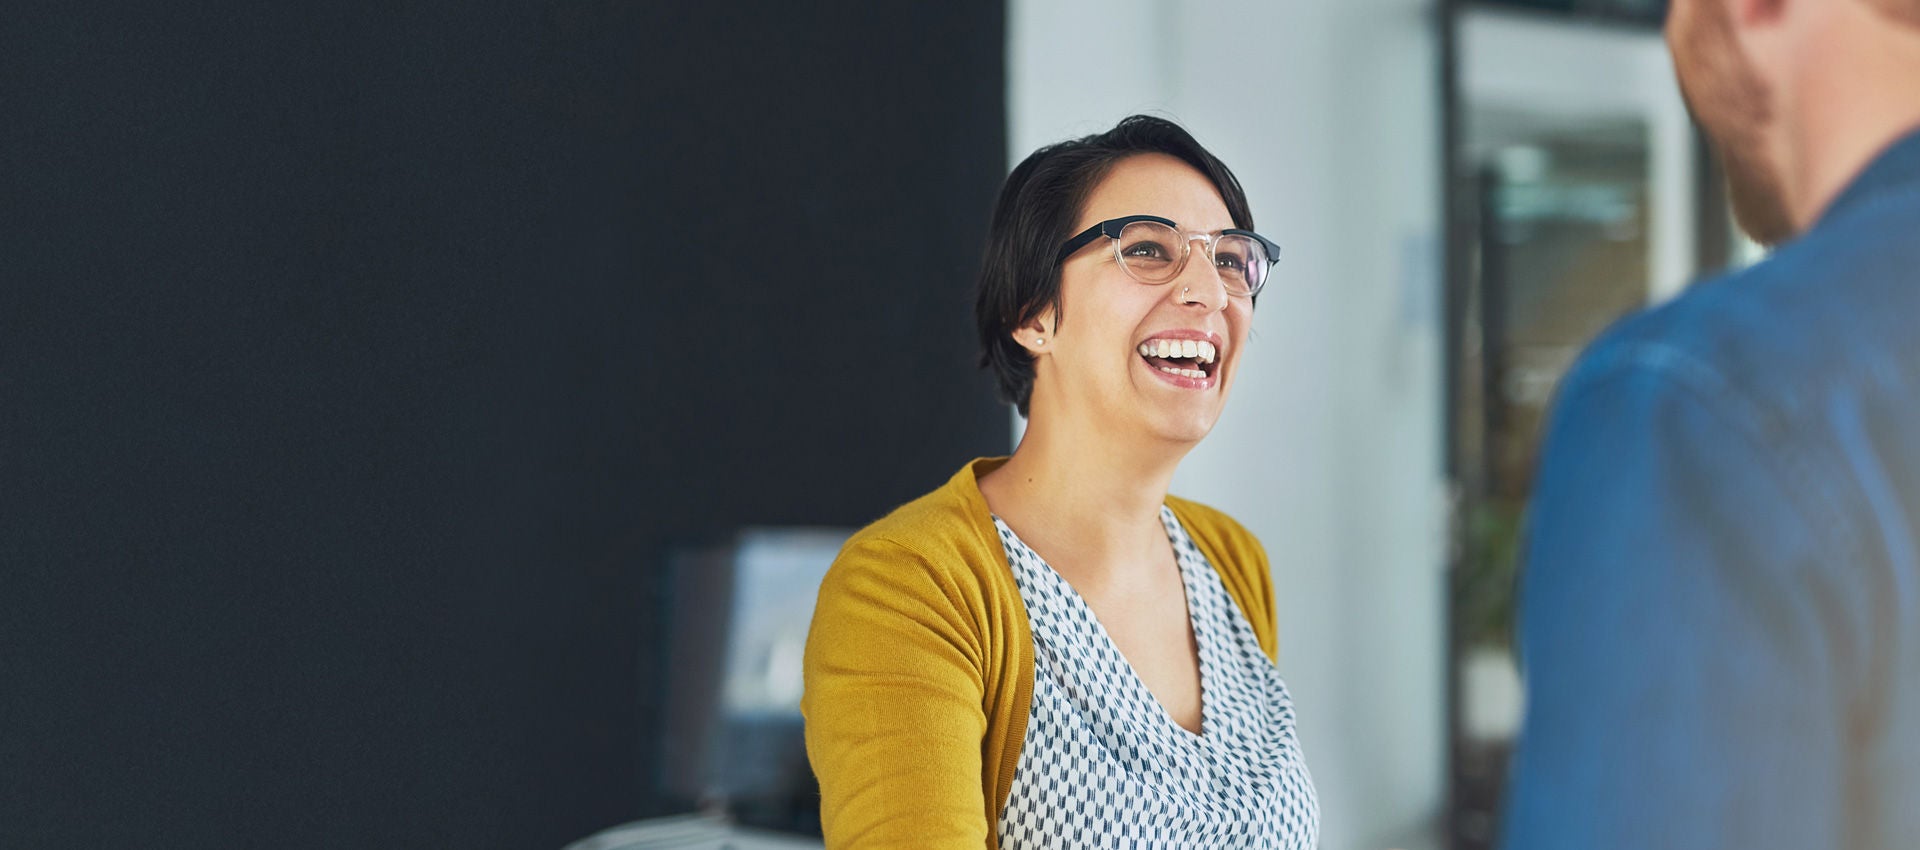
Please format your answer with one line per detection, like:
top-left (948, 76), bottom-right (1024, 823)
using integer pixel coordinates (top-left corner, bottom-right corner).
top-left (1142, 409), bottom-right (1220, 447)
top-left (1133, 385), bottom-right (1226, 440)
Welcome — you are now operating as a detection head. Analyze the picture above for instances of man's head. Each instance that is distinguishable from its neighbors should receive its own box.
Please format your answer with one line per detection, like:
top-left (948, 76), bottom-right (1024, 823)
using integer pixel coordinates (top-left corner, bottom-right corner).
top-left (1868, 0), bottom-right (1920, 26)
top-left (1667, 0), bottom-right (1920, 246)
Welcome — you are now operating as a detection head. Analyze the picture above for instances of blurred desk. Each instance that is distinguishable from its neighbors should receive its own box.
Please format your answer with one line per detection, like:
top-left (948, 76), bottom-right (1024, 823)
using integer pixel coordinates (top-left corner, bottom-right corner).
top-left (564, 814), bottom-right (823, 850)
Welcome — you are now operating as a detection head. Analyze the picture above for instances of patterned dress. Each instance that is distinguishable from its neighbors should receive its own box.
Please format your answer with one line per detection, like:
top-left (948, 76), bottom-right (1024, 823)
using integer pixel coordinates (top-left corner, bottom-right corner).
top-left (991, 506), bottom-right (1319, 849)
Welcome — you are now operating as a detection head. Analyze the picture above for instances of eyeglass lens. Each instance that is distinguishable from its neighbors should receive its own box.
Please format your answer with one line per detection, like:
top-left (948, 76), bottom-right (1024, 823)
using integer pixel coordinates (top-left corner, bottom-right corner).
top-left (1114, 221), bottom-right (1268, 295)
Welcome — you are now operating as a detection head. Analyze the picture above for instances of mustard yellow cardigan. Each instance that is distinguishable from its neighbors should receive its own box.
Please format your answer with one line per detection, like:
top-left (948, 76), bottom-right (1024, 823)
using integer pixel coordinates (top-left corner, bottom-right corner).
top-left (801, 457), bottom-right (1280, 849)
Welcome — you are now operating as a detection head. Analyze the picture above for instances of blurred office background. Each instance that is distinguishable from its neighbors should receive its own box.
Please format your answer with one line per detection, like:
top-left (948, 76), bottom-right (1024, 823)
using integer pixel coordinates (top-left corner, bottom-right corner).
top-left (3, 1), bottom-right (1756, 848)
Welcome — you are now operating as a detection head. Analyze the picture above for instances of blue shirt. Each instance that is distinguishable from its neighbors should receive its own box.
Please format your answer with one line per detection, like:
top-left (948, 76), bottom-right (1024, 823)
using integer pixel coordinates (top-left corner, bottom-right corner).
top-left (1502, 128), bottom-right (1920, 850)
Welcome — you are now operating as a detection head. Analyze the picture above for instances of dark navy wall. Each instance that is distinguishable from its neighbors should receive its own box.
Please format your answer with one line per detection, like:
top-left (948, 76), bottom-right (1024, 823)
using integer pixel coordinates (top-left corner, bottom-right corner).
top-left (1, 3), bottom-right (1006, 847)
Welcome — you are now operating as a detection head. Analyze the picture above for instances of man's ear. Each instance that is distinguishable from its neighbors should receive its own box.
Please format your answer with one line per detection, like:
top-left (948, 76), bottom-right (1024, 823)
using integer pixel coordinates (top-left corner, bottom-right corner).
top-left (1732, 0), bottom-right (1787, 27)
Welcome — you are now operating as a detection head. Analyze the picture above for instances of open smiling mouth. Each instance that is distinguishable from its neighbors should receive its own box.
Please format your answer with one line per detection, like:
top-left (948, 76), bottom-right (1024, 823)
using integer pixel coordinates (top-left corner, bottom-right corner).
top-left (1136, 338), bottom-right (1218, 381)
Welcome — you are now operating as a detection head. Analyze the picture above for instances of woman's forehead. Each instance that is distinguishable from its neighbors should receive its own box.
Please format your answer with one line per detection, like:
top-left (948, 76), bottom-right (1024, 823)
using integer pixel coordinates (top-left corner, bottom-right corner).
top-left (1077, 153), bottom-right (1234, 232)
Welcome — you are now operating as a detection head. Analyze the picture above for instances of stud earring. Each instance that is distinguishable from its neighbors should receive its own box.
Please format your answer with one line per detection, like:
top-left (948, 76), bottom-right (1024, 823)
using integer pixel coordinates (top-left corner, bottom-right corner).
top-left (1035, 338), bottom-right (1045, 345)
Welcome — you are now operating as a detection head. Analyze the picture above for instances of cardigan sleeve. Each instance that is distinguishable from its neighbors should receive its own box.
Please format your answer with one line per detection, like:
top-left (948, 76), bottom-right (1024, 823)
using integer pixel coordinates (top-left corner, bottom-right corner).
top-left (802, 535), bottom-right (992, 849)
top-left (1225, 521), bottom-right (1278, 663)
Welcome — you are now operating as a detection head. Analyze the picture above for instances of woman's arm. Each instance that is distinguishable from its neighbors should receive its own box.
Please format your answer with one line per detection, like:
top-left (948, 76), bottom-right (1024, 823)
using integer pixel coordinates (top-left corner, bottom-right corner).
top-left (802, 536), bottom-right (992, 849)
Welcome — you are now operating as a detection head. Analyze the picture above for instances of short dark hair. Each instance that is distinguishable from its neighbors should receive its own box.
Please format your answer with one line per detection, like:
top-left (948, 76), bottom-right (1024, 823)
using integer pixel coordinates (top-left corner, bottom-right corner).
top-left (973, 115), bottom-right (1256, 416)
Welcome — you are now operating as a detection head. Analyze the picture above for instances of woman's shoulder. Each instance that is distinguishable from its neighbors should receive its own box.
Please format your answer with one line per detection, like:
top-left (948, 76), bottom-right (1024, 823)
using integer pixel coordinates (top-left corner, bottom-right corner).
top-left (1164, 494), bottom-right (1264, 553)
top-left (820, 458), bottom-right (1014, 602)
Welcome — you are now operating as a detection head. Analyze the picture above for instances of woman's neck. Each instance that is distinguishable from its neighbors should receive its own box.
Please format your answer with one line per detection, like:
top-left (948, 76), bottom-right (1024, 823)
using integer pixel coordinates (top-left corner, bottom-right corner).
top-left (980, 416), bottom-right (1187, 578)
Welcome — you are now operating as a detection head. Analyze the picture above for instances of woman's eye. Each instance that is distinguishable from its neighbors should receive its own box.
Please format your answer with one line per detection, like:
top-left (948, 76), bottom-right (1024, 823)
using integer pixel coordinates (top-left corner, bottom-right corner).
top-left (1123, 242), bottom-right (1170, 259)
top-left (1216, 254), bottom-right (1247, 271)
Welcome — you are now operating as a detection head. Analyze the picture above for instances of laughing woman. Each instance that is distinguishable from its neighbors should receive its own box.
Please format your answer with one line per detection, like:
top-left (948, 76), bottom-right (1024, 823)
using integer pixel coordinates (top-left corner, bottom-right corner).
top-left (802, 116), bottom-right (1318, 849)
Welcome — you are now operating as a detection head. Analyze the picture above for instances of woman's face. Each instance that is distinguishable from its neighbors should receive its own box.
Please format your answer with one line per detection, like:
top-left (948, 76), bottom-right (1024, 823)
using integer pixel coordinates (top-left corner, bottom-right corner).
top-left (1026, 153), bottom-right (1254, 447)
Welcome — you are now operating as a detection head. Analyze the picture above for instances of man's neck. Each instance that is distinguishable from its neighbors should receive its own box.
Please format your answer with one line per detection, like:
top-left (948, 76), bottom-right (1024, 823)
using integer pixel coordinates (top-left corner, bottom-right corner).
top-left (1782, 11), bottom-right (1920, 229)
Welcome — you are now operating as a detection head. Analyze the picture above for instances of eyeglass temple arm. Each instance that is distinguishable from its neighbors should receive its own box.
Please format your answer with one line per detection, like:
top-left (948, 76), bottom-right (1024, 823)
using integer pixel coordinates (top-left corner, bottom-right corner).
top-left (1054, 215), bottom-right (1180, 265)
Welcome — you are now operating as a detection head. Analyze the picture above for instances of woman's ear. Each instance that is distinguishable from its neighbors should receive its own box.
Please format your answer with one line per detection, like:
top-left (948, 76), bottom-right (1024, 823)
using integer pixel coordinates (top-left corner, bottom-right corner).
top-left (1013, 308), bottom-right (1055, 354)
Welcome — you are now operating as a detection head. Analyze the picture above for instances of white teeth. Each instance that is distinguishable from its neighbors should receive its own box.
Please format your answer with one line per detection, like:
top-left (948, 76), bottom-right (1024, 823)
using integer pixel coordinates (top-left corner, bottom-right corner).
top-left (1137, 338), bottom-right (1220, 365)
top-left (1155, 365), bottom-right (1207, 379)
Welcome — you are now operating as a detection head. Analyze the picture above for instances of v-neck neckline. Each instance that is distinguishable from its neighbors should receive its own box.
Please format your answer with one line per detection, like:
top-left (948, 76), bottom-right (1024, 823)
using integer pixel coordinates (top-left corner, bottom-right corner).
top-left (992, 507), bottom-right (1217, 741)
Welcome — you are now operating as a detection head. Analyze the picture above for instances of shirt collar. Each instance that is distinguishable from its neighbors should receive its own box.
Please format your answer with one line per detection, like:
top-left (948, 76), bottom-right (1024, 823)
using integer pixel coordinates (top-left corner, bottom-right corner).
top-left (1813, 123), bottom-right (1920, 229)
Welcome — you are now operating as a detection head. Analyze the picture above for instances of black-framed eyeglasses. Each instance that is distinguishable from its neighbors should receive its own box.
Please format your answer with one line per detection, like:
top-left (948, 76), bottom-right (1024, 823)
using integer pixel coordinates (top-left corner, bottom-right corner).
top-left (1055, 214), bottom-right (1281, 297)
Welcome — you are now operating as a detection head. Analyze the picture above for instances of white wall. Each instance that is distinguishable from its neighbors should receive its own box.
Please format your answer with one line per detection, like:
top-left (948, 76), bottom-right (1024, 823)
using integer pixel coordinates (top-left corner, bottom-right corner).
top-left (1009, 2), bottom-right (1447, 848)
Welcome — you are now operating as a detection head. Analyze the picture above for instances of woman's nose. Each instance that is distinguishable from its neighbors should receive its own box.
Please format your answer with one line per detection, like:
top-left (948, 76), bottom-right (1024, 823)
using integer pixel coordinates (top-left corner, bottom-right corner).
top-left (1173, 238), bottom-right (1229, 310)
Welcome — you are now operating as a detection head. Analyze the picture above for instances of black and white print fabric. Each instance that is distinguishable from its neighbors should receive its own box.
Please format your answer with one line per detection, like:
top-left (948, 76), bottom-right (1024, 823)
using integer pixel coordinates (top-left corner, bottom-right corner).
top-left (992, 506), bottom-right (1319, 849)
